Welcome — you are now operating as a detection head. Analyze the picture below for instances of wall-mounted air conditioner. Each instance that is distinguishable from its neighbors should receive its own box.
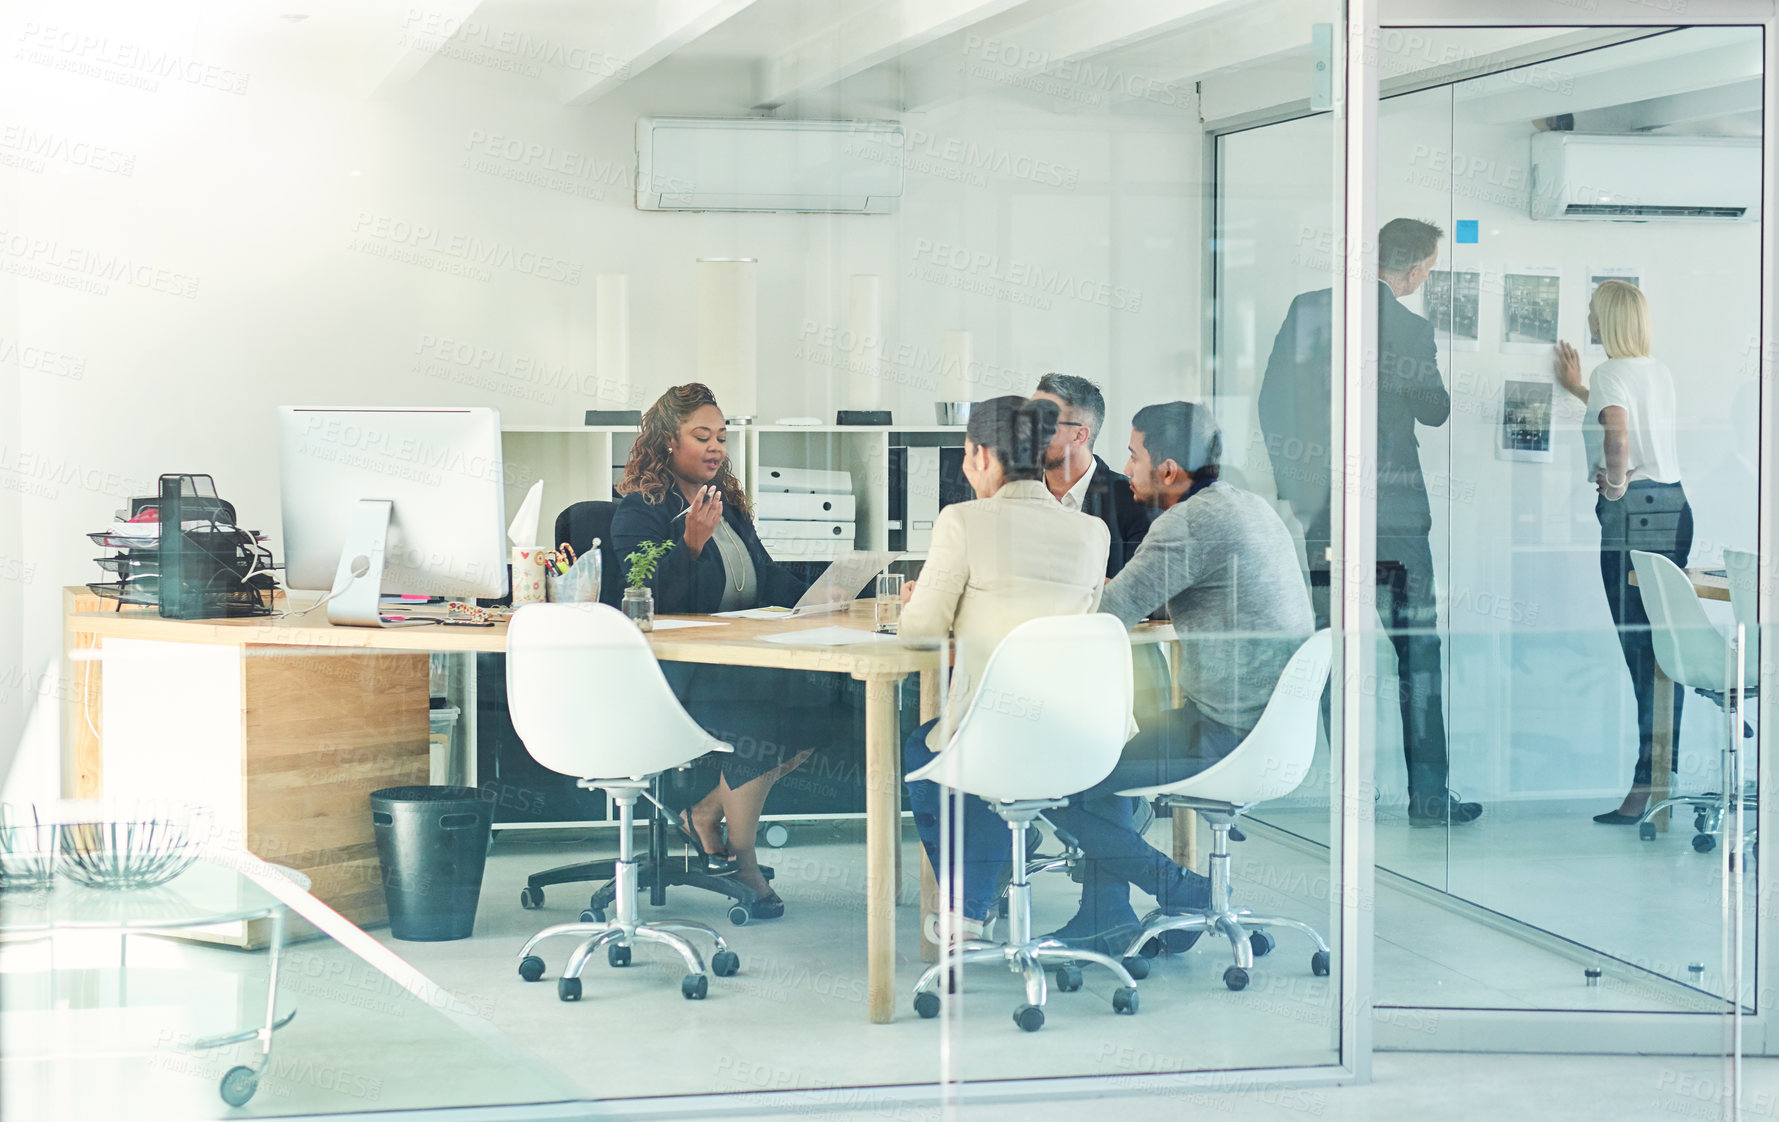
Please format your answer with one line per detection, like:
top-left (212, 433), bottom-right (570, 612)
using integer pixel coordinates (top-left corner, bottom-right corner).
top-left (636, 117), bottom-right (903, 214)
top-left (1529, 133), bottom-right (1761, 221)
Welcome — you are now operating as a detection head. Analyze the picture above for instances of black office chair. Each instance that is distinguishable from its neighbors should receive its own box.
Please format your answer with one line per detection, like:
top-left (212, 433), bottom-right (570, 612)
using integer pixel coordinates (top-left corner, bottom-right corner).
top-left (551, 500), bottom-right (626, 607)
top-left (515, 501), bottom-right (774, 925)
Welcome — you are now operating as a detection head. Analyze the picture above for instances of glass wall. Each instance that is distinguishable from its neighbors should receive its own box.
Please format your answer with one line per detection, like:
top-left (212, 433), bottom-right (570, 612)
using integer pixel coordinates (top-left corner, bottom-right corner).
top-left (2, 0), bottom-right (1358, 1118)
top-left (1227, 23), bottom-right (1766, 1036)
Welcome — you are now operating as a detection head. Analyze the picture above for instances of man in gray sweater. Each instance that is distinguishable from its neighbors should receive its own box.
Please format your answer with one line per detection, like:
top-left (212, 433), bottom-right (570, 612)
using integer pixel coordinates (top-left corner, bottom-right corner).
top-left (1045, 402), bottom-right (1314, 945)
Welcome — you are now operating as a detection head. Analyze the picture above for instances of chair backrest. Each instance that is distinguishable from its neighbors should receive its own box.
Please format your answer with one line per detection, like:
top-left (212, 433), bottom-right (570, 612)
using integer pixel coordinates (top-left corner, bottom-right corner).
top-left (1144, 630), bottom-right (1332, 805)
top-left (1722, 549), bottom-right (1761, 672)
top-left (1630, 550), bottom-right (1733, 691)
top-left (505, 603), bottom-right (727, 781)
top-left (910, 615), bottom-right (1133, 802)
top-left (552, 501), bottom-right (623, 606)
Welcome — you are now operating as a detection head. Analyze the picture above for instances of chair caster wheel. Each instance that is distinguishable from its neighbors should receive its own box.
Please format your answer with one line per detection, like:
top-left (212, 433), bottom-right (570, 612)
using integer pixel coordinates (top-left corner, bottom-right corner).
top-left (763, 823), bottom-right (790, 848)
top-left (1228, 826), bottom-right (1246, 843)
top-left (518, 955), bottom-right (546, 982)
top-left (558, 977), bottom-right (582, 1002)
top-left (519, 886), bottom-right (544, 910)
top-left (1695, 812), bottom-right (1710, 833)
top-left (682, 974), bottom-right (709, 1000)
top-left (1695, 834), bottom-right (1717, 853)
top-left (1250, 931), bottom-right (1275, 958)
top-left (727, 904), bottom-right (751, 926)
top-left (1013, 1004), bottom-right (1045, 1032)
top-left (1054, 964), bottom-right (1083, 992)
top-left (1311, 950), bottom-right (1331, 977)
top-left (1224, 966), bottom-right (1249, 991)
top-left (219, 1065), bottom-right (259, 1107)
top-left (711, 950), bottom-right (740, 977)
top-left (608, 944), bottom-right (631, 968)
top-left (579, 910), bottom-right (598, 924)
top-left (1122, 956), bottom-right (1151, 981)
top-left (1112, 987), bottom-right (1139, 1015)
top-left (1638, 822), bottom-right (1657, 842)
top-left (914, 991), bottom-right (941, 1019)
top-left (1138, 937), bottom-right (1162, 959)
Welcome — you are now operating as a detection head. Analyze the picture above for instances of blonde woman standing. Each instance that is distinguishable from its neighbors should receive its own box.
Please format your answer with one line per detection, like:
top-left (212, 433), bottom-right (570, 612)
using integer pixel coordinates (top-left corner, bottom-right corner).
top-left (1554, 280), bottom-right (1692, 825)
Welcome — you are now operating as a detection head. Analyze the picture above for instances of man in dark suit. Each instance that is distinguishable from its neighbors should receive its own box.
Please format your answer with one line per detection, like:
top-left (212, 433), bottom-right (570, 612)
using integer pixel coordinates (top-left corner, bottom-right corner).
top-left (1257, 217), bottom-right (1480, 828)
top-left (1031, 372), bottom-right (1153, 578)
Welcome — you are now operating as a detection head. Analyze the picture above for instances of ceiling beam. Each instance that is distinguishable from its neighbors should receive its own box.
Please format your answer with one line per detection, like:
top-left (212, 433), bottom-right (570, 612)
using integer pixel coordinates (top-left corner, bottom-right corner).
top-left (755, 0), bottom-right (1034, 110)
top-left (562, 0), bottom-right (760, 106)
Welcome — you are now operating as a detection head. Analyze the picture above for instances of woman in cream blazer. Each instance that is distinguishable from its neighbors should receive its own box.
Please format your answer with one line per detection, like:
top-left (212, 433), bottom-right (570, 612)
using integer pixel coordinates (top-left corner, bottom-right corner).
top-left (900, 395), bottom-right (1110, 939)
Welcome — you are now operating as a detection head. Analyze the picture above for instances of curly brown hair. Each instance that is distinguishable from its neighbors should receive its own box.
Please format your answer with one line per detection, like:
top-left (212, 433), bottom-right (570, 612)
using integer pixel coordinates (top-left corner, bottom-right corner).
top-left (617, 383), bottom-right (751, 515)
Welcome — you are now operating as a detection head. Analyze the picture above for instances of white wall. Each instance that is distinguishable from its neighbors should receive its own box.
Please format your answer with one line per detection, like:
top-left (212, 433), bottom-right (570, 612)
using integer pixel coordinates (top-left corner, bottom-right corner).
top-left (1, 2), bottom-right (1203, 739)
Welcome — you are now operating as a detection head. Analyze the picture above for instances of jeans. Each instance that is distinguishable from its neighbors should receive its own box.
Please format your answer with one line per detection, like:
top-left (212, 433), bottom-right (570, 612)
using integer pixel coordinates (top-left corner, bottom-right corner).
top-left (902, 719), bottom-right (1009, 923)
top-left (1045, 701), bottom-right (1246, 931)
top-left (1597, 482), bottom-right (1693, 787)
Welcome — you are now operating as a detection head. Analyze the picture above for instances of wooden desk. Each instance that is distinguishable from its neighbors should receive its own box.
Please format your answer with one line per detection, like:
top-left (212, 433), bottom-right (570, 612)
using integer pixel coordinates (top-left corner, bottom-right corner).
top-left (1627, 568), bottom-right (1731, 831)
top-left (63, 590), bottom-right (938, 1021)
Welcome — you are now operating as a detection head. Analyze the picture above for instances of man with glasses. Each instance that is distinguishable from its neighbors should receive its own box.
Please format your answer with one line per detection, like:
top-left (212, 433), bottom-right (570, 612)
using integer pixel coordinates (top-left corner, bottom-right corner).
top-left (1030, 373), bottom-right (1153, 578)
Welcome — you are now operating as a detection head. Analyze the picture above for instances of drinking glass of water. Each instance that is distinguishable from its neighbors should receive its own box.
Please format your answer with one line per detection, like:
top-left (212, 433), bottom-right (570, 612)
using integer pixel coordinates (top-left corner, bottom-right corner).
top-left (874, 573), bottom-right (904, 633)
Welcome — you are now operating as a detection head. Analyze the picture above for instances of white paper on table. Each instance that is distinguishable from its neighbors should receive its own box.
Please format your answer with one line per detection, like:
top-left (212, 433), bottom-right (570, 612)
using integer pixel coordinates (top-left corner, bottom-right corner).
top-left (508, 479), bottom-right (545, 546)
top-left (647, 619), bottom-right (731, 630)
top-left (759, 626), bottom-right (898, 647)
top-left (712, 607), bottom-right (794, 619)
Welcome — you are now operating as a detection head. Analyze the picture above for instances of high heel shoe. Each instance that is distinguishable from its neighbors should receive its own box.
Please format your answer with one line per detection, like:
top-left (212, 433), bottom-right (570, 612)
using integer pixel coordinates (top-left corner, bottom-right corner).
top-left (676, 812), bottom-right (739, 875)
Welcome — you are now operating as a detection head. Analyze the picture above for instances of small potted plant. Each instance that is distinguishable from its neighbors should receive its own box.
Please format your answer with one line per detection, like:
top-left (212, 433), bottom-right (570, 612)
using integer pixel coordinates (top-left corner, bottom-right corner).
top-left (621, 540), bottom-right (674, 631)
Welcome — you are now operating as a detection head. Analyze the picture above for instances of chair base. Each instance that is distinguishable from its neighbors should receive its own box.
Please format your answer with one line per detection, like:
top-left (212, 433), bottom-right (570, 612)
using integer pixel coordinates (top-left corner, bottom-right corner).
top-left (516, 783), bottom-right (741, 1002)
top-left (1119, 804), bottom-right (1331, 991)
top-left (524, 858), bottom-right (774, 921)
top-left (913, 801), bottom-right (1138, 1030)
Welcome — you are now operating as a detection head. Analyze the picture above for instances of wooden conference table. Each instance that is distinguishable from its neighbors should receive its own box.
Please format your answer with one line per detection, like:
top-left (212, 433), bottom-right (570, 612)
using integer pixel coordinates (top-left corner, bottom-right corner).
top-left (63, 589), bottom-right (1177, 1023)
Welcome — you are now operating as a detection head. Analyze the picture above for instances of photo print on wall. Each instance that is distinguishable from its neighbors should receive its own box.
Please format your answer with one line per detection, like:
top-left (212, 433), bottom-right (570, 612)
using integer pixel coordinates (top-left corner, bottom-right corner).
top-left (1423, 268), bottom-right (1481, 352)
top-left (1501, 266), bottom-right (1562, 353)
top-left (1586, 267), bottom-right (1641, 355)
top-left (1500, 379), bottom-right (1555, 463)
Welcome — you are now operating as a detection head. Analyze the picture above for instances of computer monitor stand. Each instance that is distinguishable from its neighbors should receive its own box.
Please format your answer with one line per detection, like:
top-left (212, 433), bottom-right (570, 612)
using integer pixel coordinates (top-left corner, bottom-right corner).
top-left (326, 499), bottom-right (432, 628)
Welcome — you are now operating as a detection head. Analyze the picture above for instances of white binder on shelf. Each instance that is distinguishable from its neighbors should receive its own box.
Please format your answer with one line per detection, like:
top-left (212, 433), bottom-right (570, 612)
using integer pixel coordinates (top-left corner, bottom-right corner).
top-left (756, 492), bottom-right (857, 521)
top-left (757, 466), bottom-right (852, 494)
top-left (757, 520), bottom-right (854, 541)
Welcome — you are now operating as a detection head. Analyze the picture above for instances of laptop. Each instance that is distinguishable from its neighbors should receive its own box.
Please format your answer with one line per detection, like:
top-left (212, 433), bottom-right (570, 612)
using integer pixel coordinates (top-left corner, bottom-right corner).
top-left (715, 550), bottom-right (902, 619)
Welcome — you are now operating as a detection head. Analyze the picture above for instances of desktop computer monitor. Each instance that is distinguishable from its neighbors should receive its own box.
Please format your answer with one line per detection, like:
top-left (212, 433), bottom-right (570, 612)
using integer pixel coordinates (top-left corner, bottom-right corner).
top-left (278, 406), bottom-right (508, 626)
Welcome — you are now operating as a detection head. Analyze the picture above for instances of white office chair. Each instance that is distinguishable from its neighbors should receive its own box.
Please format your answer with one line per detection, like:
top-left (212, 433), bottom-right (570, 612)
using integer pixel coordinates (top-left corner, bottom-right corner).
top-left (506, 603), bottom-right (741, 1002)
top-left (908, 614), bottom-right (1141, 1032)
top-left (1115, 630), bottom-right (1334, 992)
top-left (1630, 551), bottom-right (1758, 853)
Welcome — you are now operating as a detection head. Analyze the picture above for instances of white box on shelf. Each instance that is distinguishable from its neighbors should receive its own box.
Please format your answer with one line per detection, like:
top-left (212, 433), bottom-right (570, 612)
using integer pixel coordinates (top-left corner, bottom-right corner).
top-left (757, 466), bottom-right (852, 494)
top-left (756, 492), bottom-right (857, 521)
top-left (760, 538), bottom-right (852, 562)
top-left (757, 520), bottom-right (854, 541)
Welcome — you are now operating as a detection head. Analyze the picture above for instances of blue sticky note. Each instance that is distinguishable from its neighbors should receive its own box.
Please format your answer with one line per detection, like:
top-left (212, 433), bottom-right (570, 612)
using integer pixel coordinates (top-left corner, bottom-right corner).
top-left (1455, 219), bottom-right (1479, 244)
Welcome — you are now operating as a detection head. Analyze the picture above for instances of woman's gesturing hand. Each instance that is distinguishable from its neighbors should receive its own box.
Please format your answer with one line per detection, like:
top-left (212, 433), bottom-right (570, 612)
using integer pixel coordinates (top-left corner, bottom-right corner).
top-left (1554, 340), bottom-right (1584, 399)
top-left (683, 485), bottom-right (724, 555)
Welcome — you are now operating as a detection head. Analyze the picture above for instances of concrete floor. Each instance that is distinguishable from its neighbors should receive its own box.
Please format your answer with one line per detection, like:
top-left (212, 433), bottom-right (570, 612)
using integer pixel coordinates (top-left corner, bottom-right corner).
top-left (0, 810), bottom-right (1751, 1120)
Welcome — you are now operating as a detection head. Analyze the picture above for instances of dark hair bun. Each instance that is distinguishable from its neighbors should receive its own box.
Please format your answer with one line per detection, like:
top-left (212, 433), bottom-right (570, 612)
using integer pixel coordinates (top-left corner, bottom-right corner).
top-left (966, 395), bottom-right (1057, 482)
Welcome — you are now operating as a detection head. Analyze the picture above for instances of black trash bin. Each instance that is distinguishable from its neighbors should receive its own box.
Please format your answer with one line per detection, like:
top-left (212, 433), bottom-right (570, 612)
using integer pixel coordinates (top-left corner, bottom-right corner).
top-left (370, 786), bottom-right (493, 941)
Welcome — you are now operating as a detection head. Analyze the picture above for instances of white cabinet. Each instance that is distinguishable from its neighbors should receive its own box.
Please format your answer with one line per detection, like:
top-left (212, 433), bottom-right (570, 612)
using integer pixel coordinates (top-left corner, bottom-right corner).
top-left (500, 424), bottom-right (965, 556)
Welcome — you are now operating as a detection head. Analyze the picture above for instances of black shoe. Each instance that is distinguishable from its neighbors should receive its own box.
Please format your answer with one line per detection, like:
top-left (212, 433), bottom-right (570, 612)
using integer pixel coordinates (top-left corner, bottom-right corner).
top-left (1409, 794), bottom-right (1483, 828)
top-left (1037, 923), bottom-right (1141, 957)
top-left (748, 891), bottom-right (785, 920)
top-left (1593, 810), bottom-right (1646, 825)
top-left (675, 813), bottom-right (739, 876)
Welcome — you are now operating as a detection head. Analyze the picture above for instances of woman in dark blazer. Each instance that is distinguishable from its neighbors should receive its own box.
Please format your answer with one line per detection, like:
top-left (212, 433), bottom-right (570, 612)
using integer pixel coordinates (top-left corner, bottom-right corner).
top-left (611, 383), bottom-right (843, 917)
